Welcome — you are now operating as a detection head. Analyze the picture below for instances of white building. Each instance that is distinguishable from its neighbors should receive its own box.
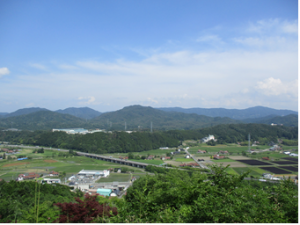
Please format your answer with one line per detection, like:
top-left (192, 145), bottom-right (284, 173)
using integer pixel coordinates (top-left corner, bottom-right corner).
top-left (201, 135), bottom-right (215, 143)
top-left (78, 169), bottom-right (110, 177)
top-left (52, 128), bottom-right (89, 134)
top-left (42, 178), bottom-right (61, 184)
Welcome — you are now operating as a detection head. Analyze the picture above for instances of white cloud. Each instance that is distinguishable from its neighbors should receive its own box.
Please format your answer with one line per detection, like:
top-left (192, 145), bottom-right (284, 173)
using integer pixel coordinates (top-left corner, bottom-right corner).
top-left (29, 63), bottom-right (47, 70)
top-left (1, 19), bottom-right (297, 112)
top-left (147, 97), bottom-right (158, 104)
top-left (25, 103), bottom-right (35, 107)
top-left (78, 96), bottom-right (97, 105)
top-left (59, 64), bottom-right (78, 70)
top-left (246, 18), bottom-right (298, 35)
top-left (256, 77), bottom-right (298, 97)
top-left (196, 35), bottom-right (222, 43)
top-left (0, 67), bottom-right (10, 78)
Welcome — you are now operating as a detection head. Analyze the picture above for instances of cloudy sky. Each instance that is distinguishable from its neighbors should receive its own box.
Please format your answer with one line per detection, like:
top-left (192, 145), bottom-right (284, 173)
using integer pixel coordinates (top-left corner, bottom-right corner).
top-left (0, 0), bottom-right (298, 113)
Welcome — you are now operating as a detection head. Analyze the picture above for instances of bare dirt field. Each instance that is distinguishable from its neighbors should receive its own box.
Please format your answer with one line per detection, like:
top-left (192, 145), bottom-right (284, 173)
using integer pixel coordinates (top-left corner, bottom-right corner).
top-left (43, 159), bottom-right (57, 163)
top-left (213, 161), bottom-right (248, 167)
top-left (164, 160), bottom-right (182, 166)
top-left (229, 156), bottom-right (250, 160)
top-left (3, 162), bottom-right (30, 167)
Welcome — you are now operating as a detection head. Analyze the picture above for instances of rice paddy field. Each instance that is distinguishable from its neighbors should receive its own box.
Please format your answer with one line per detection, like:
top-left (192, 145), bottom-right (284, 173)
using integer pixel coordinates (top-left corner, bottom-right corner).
top-left (0, 148), bottom-right (146, 181)
top-left (0, 142), bottom-right (298, 182)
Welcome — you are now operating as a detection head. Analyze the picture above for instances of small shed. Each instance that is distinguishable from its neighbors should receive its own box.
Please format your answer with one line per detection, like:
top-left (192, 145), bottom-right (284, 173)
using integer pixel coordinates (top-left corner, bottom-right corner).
top-left (97, 188), bottom-right (112, 196)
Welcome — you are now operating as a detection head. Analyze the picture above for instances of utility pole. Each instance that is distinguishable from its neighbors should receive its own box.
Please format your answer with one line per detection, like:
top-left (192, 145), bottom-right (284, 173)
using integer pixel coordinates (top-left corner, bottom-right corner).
top-left (248, 133), bottom-right (250, 152)
top-left (150, 122), bottom-right (153, 133)
top-left (125, 121), bottom-right (127, 131)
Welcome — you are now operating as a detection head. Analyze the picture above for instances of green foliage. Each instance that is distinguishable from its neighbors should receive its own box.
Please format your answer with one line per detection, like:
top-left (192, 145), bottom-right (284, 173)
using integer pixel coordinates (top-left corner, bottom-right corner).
top-left (119, 167), bottom-right (134, 173)
top-left (206, 140), bottom-right (216, 146)
top-left (110, 166), bottom-right (298, 223)
top-left (282, 139), bottom-right (298, 146)
top-left (0, 180), bottom-right (76, 222)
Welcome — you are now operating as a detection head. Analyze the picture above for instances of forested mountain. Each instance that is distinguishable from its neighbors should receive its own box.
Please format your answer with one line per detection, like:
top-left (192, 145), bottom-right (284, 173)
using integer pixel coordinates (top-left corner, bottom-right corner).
top-left (1, 107), bottom-right (49, 118)
top-left (0, 105), bottom-right (297, 131)
top-left (55, 107), bottom-right (102, 119)
top-left (242, 114), bottom-right (298, 127)
top-left (157, 106), bottom-right (298, 120)
top-left (0, 111), bottom-right (88, 130)
top-left (1, 124), bottom-right (297, 154)
top-left (90, 105), bottom-right (240, 130)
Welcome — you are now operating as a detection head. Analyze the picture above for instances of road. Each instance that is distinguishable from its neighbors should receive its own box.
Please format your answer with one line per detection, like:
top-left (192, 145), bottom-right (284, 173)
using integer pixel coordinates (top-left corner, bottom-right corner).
top-left (185, 147), bottom-right (210, 170)
top-left (4, 144), bottom-right (70, 152)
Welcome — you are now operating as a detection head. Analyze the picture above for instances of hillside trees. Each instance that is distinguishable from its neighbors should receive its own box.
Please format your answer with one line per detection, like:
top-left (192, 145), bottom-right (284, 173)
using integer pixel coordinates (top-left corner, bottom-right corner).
top-left (111, 166), bottom-right (298, 223)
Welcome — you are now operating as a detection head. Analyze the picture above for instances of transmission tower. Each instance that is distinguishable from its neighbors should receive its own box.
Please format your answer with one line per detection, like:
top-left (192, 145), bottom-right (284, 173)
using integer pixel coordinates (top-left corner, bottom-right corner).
top-left (151, 122), bottom-right (153, 133)
top-left (125, 121), bottom-right (127, 131)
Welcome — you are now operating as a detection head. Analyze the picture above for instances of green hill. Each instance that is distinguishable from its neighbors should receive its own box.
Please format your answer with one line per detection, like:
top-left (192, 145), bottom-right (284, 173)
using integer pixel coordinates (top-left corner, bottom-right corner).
top-left (157, 106), bottom-right (298, 120)
top-left (55, 107), bottom-right (102, 119)
top-left (242, 114), bottom-right (298, 127)
top-left (90, 105), bottom-right (240, 130)
top-left (0, 111), bottom-right (88, 130)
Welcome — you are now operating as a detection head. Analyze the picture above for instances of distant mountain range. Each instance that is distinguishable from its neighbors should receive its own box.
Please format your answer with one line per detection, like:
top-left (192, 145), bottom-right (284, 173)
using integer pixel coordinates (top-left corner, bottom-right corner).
top-left (157, 106), bottom-right (297, 120)
top-left (0, 111), bottom-right (87, 130)
top-left (55, 107), bottom-right (102, 120)
top-left (0, 105), bottom-right (297, 131)
top-left (90, 105), bottom-right (239, 130)
top-left (0, 107), bottom-right (101, 119)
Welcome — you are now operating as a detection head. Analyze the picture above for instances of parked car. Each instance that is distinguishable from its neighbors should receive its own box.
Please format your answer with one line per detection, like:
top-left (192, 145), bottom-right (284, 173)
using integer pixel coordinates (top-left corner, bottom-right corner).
top-left (198, 159), bottom-right (205, 161)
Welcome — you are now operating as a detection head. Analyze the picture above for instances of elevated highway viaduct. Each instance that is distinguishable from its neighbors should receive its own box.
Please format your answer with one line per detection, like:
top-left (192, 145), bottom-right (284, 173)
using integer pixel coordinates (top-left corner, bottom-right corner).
top-left (76, 152), bottom-right (148, 169)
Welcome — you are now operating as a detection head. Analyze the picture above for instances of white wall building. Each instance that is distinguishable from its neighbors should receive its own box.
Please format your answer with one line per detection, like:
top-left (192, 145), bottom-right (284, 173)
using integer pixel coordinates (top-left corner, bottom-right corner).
top-left (201, 135), bottom-right (215, 143)
top-left (78, 169), bottom-right (110, 177)
top-left (42, 178), bottom-right (61, 184)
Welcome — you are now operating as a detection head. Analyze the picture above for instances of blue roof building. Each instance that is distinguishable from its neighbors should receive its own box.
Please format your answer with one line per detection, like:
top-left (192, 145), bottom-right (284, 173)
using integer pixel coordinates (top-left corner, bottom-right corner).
top-left (97, 188), bottom-right (112, 196)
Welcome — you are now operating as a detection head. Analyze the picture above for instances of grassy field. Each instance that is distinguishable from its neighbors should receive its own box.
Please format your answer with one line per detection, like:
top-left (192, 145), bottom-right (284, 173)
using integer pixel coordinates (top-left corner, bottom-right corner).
top-left (1, 143), bottom-right (298, 182)
top-left (0, 149), bottom-right (146, 181)
top-left (225, 167), bottom-right (239, 175)
top-left (175, 158), bottom-right (194, 162)
top-left (214, 159), bottom-right (236, 162)
top-left (248, 152), bottom-right (293, 159)
top-left (233, 167), bottom-right (263, 177)
top-left (130, 159), bottom-right (164, 165)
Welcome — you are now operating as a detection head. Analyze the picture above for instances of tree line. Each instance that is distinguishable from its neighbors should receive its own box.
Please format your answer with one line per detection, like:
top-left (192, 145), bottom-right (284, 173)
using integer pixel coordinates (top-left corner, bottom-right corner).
top-left (0, 124), bottom-right (297, 154)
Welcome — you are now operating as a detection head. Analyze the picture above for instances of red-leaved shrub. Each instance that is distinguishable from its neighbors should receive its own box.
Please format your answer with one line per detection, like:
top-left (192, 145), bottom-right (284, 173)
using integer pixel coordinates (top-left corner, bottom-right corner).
top-left (54, 194), bottom-right (118, 223)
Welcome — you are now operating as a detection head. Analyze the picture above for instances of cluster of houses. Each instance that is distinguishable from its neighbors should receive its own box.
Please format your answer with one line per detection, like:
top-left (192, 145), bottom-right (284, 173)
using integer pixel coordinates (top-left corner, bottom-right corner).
top-left (146, 155), bottom-right (155, 160)
top-left (119, 156), bottom-right (128, 160)
top-left (0, 148), bottom-right (20, 154)
top-left (161, 156), bottom-right (171, 160)
top-left (197, 150), bottom-right (207, 153)
top-left (17, 173), bottom-right (40, 181)
top-left (171, 148), bottom-right (184, 155)
top-left (213, 154), bottom-right (225, 160)
top-left (269, 145), bottom-right (282, 151)
top-left (17, 171), bottom-right (60, 181)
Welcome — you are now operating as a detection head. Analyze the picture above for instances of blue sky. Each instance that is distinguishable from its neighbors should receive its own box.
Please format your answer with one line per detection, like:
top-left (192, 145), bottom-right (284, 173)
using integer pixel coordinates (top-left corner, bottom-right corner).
top-left (0, 0), bottom-right (298, 112)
